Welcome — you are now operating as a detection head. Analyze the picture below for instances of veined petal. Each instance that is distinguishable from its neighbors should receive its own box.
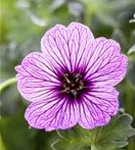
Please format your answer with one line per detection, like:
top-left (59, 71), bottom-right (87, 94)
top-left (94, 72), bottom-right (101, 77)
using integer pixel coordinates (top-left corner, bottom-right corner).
top-left (67, 22), bottom-right (94, 71)
top-left (78, 86), bottom-right (118, 129)
top-left (83, 38), bottom-right (127, 86)
top-left (78, 97), bottom-right (111, 129)
top-left (41, 22), bottom-right (94, 72)
top-left (15, 52), bottom-right (60, 102)
top-left (87, 86), bottom-right (119, 116)
top-left (41, 24), bottom-right (71, 71)
top-left (25, 97), bottom-right (79, 131)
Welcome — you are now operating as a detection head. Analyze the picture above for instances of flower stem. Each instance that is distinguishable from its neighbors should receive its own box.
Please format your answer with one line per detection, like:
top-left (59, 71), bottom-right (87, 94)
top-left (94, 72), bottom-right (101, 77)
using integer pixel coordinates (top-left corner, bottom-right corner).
top-left (84, 5), bottom-right (92, 26)
top-left (0, 77), bottom-right (17, 93)
top-left (91, 145), bottom-right (97, 150)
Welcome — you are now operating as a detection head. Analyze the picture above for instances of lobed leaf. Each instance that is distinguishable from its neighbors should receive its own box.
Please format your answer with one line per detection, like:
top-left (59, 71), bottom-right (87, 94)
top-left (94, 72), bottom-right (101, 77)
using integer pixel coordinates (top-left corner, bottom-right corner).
top-left (52, 110), bottom-right (135, 150)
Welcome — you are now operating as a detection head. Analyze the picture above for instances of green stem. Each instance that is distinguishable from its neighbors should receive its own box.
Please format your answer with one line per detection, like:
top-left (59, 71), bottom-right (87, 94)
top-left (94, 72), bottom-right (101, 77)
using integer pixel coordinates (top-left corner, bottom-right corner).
top-left (0, 77), bottom-right (17, 93)
top-left (91, 145), bottom-right (97, 150)
top-left (84, 5), bottom-right (92, 26)
top-left (83, 0), bottom-right (94, 26)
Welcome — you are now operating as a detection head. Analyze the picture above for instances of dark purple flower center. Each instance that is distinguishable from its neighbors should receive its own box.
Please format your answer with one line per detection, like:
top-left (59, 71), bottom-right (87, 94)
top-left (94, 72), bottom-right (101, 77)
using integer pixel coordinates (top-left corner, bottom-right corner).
top-left (61, 73), bottom-right (86, 99)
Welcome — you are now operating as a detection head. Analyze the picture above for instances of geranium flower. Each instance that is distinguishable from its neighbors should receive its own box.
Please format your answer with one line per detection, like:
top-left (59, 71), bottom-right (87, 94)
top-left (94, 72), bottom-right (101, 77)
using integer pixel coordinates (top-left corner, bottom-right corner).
top-left (15, 22), bottom-right (127, 131)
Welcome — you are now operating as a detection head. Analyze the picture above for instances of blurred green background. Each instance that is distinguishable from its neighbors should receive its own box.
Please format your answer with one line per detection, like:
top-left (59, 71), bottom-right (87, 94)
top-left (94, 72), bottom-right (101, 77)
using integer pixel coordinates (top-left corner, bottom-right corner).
top-left (0, 0), bottom-right (135, 150)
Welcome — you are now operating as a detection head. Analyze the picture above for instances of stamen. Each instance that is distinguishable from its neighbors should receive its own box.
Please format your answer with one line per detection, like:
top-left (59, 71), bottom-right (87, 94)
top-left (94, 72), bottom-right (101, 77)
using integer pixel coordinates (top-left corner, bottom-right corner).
top-left (61, 72), bottom-right (85, 98)
top-left (64, 74), bottom-right (71, 84)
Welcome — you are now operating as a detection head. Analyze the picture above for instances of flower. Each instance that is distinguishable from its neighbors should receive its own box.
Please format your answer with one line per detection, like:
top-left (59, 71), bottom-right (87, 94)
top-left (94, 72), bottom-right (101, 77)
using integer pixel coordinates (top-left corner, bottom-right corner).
top-left (15, 22), bottom-right (127, 131)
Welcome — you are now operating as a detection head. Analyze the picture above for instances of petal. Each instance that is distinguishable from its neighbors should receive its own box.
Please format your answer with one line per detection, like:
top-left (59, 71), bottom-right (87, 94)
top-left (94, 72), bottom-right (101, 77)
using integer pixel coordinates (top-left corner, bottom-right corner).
top-left (41, 24), bottom-right (71, 71)
top-left (87, 86), bottom-right (119, 116)
top-left (78, 97), bottom-right (111, 129)
top-left (25, 97), bottom-right (79, 131)
top-left (67, 22), bottom-right (94, 71)
top-left (15, 52), bottom-right (60, 102)
top-left (78, 86), bottom-right (118, 129)
top-left (82, 38), bottom-right (127, 86)
top-left (41, 22), bottom-right (94, 72)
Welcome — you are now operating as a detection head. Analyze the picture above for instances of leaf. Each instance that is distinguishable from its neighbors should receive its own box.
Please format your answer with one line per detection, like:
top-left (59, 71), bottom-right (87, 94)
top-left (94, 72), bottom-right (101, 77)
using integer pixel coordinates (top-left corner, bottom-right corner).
top-left (52, 110), bottom-right (135, 150)
top-left (0, 104), bottom-right (37, 150)
top-left (1, 84), bottom-right (20, 116)
top-left (0, 135), bottom-right (6, 150)
top-left (128, 44), bottom-right (135, 55)
top-left (127, 54), bottom-right (135, 88)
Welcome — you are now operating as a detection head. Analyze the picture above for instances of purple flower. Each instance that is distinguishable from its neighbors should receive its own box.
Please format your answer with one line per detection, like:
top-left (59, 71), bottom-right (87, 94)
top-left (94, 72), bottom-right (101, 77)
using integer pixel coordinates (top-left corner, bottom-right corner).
top-left (15, 22), bottom-right (127, 131)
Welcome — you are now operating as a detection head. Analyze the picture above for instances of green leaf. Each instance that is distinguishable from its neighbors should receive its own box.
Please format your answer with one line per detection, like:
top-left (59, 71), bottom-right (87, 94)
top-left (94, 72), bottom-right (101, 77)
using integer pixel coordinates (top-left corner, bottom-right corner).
top-left (127, 54), bottom-right (135, 88)
top-left (128, 44), bottom-right (135, 55)
top-left (0, 104), bottom-right (37, 150)
top-left (0, 135), bottom-right (6, 150)
top-left (52, 110), bottom-right (135, 150)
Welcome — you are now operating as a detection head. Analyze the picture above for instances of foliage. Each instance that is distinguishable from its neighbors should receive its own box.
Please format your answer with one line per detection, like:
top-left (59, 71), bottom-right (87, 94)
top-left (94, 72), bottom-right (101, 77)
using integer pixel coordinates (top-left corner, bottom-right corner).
top-left (52, 110), bottom-right (135, 150)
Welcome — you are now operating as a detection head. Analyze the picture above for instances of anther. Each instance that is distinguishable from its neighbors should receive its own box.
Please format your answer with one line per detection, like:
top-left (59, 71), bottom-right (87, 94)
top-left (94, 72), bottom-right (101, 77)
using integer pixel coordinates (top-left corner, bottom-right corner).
top-left (61, 72), bottom-right (85, 98)
top-left (64, 74), bottom-right (71, 84)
